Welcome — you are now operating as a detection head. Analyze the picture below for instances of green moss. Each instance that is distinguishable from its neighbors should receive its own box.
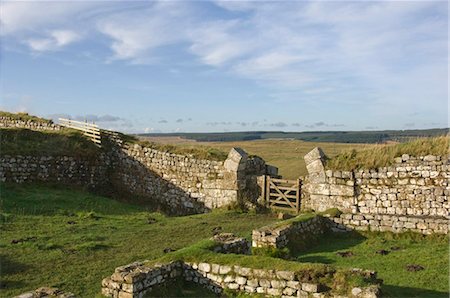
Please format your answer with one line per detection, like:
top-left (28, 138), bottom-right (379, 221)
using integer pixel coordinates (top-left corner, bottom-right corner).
top-left (326, 136), bottom-right (449, 171)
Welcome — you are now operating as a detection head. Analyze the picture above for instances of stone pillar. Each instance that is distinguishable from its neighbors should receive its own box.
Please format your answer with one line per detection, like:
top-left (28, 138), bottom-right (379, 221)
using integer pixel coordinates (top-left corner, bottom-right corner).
top-left (224, 148), bottom-right (248, 202)
top-left (304, 147), bottom-right (327, 182)
top-left (224, 147), bottom-right (248, 173)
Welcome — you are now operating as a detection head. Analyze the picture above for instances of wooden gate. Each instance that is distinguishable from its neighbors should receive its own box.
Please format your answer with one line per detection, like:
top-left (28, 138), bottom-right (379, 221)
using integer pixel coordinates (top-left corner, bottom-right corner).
top-left (261, 176), bottom-right (301, 214)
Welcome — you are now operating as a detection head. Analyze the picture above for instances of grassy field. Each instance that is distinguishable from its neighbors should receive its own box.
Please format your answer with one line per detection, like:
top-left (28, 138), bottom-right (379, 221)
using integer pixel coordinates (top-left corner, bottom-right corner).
top-left (295, 231), bottom-right (449, 297)
top-left (138, 137), bottom-right (369, 179)
top-left (0, 184), bottom-right (277, 297)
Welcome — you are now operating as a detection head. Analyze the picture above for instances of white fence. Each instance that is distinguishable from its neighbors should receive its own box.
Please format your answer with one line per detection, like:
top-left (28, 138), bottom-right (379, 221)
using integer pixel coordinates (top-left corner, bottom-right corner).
top-left (58, 118), bottom-right (101, 145)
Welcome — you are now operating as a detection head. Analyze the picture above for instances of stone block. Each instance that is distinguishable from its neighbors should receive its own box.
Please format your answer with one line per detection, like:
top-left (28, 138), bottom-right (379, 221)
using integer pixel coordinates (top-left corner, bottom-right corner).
top-left (306, 160), bottom-right (325, 174)
top-left (330, 184), bottom-right (354, 196)
top-left (304, 147), bottom-right (327, 165)
top-left (302, 283), bottom-right (323, 293)
top-left (224, 148), bottom-right (248, 172)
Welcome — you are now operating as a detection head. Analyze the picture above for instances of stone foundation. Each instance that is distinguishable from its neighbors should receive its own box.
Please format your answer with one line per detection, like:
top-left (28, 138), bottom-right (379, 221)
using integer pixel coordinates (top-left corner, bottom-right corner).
top-left (101, 261), bottom-right (380, 298)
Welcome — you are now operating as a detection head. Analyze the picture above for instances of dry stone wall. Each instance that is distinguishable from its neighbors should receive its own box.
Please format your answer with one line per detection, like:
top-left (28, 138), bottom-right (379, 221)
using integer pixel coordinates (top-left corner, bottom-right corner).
top-left (110, 144), bottom-right (275, 214)
top-left (1, 117), bottom-right (277, 214)
top-left (0, 116), bottom-right (61, 131)
top-left (101, 260), bottom-right (380, 298)
top-left (0, 155), bottom-right (109, 190)
top-left (252, 216), bottom-right (327, 248)
top-left (302, 148), bottom-right (449, 234)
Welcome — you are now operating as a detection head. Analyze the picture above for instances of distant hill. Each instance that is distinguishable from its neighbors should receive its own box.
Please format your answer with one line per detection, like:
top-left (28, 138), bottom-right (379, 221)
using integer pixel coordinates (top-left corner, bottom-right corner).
top-left (137, 128), bottom-right (449, 144)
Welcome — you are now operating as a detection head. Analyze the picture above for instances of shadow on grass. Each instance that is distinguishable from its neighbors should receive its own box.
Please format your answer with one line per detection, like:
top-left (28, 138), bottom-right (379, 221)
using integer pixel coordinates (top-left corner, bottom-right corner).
top-left (291, 231), bottom-right (366, 260)
top-left (382, 284), bottom-right (449, 298)
top-left (296, 255), bottom-right (335, 264)
top-left (0, 255), bottom-right (30, 290)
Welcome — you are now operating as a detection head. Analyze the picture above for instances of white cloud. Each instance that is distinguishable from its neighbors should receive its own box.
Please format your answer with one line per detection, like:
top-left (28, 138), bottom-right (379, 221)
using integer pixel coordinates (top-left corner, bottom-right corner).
top-left (0, 2), bottom-right (97, 35)
top-left (97, 2), bottom-right (189, 63)
top-left (1, 1), bottom-right (446, 120)
top-left (26, 30), bottom-right (80, 51)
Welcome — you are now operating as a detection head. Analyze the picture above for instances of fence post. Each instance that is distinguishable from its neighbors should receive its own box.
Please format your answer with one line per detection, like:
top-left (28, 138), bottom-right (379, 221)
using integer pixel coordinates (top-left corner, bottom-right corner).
top-left (266, 176), bottom-right (271, 207)
top-left (261, 175), bottom-right (267, 206)
top-left (296, 178), bottom-right (302, 214)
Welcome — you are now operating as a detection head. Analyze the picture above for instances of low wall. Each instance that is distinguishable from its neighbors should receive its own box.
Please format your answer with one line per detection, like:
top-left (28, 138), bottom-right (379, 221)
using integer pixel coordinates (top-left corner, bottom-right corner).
top-left (302, 148), bottom-right (449, 234)
top-left (101, 260), bottom-right (380, 298)
top-left (252, 216), bottom-right (327, 248)
top-left (0, 155), bottom-right (109, 190)
top-left (329, 213), bottom-right (449, 234)
top-left (0, 116), bottom-right (61, 131)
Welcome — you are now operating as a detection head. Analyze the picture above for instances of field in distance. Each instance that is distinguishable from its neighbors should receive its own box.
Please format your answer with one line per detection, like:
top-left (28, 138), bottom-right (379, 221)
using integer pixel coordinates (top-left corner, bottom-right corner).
top-left (137, 137), bottom-right (370, 179)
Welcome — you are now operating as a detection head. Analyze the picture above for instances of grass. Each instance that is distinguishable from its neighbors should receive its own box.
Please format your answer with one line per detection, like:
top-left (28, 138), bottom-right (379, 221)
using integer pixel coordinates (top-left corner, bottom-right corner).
top-left (132, 139), bottom-right (229, 161)
top-left (138, 137), bottom-right (369, 179)
top-left (0, 128), bottom-right (101, 158)
top-left (326, 136), bottom-right (449, 171)
top-left (0, 183), bottom-right (277, 297)
top-left (294, 231), bottom-right (449, 297)
top-left (149, 239), bottom-right (378, 296)
top-left (0, 111), bottom-right (53, 124)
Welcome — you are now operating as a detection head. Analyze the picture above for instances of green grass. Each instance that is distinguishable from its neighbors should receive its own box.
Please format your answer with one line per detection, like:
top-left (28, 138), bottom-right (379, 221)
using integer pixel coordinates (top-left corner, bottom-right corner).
top-left (0, 184), bottom-right (277, 297)
top-left (132, 140), bottom-right (229, 161)
top-left (0, 128), bottom-right (101, 157)
top-left (0, 111), bottom-right (53, 124)
top-left (149, 239), bottom-right (378, 295)
top-left (294, 231), bottom-right (449, 297)
top-left (138, 137), bottom-right (369, 179)
top-left (326, 136), bottom-right (449, 171)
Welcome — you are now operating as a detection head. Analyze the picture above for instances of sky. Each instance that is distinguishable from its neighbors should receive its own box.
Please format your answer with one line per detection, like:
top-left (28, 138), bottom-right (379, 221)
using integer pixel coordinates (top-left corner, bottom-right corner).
top-left (0, 1), bottom-right (448, 133)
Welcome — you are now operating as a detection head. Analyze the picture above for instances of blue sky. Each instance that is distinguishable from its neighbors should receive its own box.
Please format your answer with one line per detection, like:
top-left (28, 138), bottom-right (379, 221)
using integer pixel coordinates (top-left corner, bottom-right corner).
top-left (0, 1), bottom-right (448, 133)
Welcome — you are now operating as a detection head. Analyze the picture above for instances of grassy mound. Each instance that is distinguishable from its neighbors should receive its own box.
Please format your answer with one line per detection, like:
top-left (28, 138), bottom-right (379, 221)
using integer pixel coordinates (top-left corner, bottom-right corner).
top-left (0, 128), bottom-right (101, 157)
top-left (326, 136), bottom-right (449, 171)
top-left (0, 184), bottom-right (276, 297)
top-left (0, 111), bottom-right (53, 124)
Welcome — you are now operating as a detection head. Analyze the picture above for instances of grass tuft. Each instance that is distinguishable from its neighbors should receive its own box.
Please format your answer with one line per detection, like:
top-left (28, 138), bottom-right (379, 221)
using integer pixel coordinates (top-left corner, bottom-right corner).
top-left (326, 136), bottom-right (449, 171)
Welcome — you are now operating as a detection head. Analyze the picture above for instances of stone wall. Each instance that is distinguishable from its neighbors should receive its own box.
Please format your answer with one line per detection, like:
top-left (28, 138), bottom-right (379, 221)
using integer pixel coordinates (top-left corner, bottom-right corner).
top-left (1, 118), bottom-right (277, 214)
top-left (329, 213), bottom-right (449, 234)
top-left (252, 216), bottom-right (327, 248)
top-left (110, 144), bottom-right (276, 214)
top-left (101, 260), bottom-right (380, 298)
top-left (0, 155), bottom-right (109, 190)
top-left (0, 116), bottom-right (61, 131)
top-left (302, 148), bottom-right (449, 234)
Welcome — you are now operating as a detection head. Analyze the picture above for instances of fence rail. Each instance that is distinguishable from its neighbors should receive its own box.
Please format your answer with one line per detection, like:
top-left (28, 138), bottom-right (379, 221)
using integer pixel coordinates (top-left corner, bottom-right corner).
top-left (261, 175), bottom-right (301, 214)
top-left (58, 118), bottom-right (101, 145)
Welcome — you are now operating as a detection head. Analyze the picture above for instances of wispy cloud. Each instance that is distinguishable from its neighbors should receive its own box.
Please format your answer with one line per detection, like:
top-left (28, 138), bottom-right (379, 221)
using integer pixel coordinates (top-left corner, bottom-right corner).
top-left (26, 30), bottom-right (81, 52)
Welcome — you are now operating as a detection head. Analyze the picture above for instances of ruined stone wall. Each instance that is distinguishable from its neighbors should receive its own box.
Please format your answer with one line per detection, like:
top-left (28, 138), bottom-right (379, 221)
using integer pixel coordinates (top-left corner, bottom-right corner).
top-left (302, 148), bottom-right (449, 234)
top-left (0, 155), bottom-right (109, 190)
top-left (110, 144), bottom-right (274, 214)
top-left (252, 216), bottom-right (327, 248)
top-left (101, 260), bottom-right (380, 298)
top-left (0, 116), bottom-right (61, 131)
top-left (1, 118), bottom-right (277, 214)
